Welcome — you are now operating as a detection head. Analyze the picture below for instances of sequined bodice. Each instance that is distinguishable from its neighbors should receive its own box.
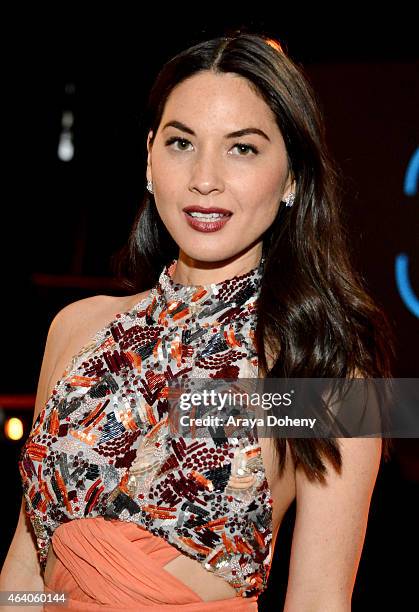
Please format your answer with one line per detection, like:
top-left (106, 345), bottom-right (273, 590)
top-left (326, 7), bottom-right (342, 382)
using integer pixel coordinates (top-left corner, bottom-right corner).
top-left (18, 257), bottom-right (273, 599)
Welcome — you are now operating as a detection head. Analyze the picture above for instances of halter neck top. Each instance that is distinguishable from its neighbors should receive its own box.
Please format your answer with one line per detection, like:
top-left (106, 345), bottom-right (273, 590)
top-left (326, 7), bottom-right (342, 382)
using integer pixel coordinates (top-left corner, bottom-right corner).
top-left (18, 257), bottom-right (273, 599)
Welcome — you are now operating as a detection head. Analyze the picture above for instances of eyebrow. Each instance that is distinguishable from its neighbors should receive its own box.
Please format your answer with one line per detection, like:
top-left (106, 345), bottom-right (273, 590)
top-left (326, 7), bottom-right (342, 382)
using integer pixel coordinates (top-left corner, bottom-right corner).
top-left (162, 120), bottom-right (271, 142)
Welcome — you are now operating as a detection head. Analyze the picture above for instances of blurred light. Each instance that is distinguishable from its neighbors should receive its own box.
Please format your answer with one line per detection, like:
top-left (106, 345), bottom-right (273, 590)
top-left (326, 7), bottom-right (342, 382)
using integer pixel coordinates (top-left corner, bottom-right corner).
top-left (57, 82), bottom-right (76, 162)
top-left (58, 129), bottom-right (74, 161)
top-left (58, 110), bottom-right (75, 161)
top-left (5, 417), bottom-right (24, 441)
top-left (404, 147), bottom-right (419, 196)
top-left (62, 110), bottom-right (74, 130)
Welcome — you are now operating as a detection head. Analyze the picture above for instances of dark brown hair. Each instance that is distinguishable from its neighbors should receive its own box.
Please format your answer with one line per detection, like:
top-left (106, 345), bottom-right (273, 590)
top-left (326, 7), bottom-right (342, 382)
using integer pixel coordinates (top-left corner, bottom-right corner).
top-left (111, 31), bottom-right (396, 483)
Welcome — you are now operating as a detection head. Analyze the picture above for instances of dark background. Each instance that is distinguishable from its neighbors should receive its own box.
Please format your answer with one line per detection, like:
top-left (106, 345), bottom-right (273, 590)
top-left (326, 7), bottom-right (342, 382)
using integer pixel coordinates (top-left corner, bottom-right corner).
top-left (1, 11), bottom-right (418, 611)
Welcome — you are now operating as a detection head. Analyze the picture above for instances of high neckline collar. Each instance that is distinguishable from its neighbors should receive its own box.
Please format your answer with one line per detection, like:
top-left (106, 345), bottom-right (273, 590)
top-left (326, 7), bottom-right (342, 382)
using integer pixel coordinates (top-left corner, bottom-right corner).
top-left (155, 257), bottom-right (265, 312)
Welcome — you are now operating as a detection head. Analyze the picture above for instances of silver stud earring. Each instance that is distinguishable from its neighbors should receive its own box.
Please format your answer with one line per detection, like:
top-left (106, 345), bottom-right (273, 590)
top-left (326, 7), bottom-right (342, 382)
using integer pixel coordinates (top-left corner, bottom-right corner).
top-left (146, 179), bottom-right (154, 194)
top-left (283, 192), bottom-right (295, 207)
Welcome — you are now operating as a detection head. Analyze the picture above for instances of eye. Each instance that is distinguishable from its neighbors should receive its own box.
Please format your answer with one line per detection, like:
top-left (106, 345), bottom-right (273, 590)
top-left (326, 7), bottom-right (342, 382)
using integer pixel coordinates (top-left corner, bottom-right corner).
top-left (165, 136), bottom-right (193, 151)
top-left (231, 143), bottom-right (259, 156)
top-left (164, 136), bottom-right (259, 156)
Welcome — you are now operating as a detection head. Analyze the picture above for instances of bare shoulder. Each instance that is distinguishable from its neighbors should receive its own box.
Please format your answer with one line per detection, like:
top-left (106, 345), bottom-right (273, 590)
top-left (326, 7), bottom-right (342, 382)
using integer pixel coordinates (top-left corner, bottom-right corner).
top-left (51, 289), bottom-right (152, 361)
top-left (52, 294), bottom-right (120, 329)
top-left (53, 290), bottom-right (151, 331)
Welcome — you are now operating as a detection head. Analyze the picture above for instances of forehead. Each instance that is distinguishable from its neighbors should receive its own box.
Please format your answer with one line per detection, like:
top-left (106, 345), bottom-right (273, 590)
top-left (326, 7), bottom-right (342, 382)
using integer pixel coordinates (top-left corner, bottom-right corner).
top-left (161, 71), bottom-right (276, 129)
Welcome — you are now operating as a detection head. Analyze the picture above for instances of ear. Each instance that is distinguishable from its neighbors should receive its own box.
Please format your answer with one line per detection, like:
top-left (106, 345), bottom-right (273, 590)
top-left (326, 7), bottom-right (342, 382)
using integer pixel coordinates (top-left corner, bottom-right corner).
top-left (146, 130), bottom-right (154, 181)
top-left (283, 175), bottom-right (296, 201)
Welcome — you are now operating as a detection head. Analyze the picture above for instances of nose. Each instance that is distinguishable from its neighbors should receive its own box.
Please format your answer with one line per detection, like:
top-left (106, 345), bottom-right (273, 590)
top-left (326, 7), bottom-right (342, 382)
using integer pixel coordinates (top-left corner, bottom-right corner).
top-left (188, 148), bottom-right (224, 195)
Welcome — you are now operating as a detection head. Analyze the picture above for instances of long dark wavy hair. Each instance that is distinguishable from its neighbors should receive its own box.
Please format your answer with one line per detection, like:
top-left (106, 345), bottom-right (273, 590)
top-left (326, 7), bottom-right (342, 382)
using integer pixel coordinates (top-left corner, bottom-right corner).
top-left (111, 31), bottom-right (396, 483)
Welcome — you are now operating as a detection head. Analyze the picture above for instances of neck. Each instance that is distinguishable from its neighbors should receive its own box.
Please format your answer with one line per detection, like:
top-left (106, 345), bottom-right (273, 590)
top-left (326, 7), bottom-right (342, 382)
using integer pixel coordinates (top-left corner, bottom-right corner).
top-left (171, 248), bottom-right (264, 287)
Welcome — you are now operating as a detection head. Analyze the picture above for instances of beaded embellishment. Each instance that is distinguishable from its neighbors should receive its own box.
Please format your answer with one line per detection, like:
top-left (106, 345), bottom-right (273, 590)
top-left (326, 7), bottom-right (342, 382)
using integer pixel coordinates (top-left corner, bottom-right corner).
top-left (18, 257), bottom-right (273, 598)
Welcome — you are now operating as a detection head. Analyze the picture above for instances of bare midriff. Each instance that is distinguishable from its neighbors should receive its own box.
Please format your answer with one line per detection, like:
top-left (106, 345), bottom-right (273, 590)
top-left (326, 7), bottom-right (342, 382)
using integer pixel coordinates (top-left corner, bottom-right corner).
top-left (43, 536), bottom-right (237, 601)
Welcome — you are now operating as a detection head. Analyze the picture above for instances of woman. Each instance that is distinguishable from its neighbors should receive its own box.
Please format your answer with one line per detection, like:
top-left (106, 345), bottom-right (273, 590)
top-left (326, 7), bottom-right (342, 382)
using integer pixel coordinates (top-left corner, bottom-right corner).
top-left (2, 32), bottom-right (394, 611)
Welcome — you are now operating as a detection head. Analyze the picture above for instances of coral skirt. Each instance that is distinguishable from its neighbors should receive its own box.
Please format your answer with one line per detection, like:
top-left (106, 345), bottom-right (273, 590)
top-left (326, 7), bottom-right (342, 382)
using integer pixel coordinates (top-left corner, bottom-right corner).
top-left (43, 517), bottom-right (258, 611)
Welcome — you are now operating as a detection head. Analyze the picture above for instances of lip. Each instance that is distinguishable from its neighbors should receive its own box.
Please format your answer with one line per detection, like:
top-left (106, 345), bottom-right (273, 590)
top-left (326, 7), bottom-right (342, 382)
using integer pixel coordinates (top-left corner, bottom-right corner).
top-left (183, 205), bottom-right (233, 215)
top-left (183, 211), bottom-right (232, 233)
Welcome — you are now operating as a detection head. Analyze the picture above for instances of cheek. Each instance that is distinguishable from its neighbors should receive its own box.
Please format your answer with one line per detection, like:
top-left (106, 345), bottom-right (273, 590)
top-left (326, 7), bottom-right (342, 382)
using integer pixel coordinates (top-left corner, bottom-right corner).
top-left (239, 171), bottom-right (284, 216)
top-left (247, 202), bottom-right (280, 230)
top-left (151, 149), bottom-right (181, 195)
top-left (153, 170), bottom-right (175, 196)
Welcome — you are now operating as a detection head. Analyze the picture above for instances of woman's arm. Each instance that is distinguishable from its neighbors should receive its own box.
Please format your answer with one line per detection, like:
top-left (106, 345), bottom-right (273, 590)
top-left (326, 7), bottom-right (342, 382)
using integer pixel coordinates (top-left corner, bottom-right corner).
top-left (283, 436), bottom-right (382, 612)
top-left (0, 497), bottom-right (45, 610)
top-left (0, 304), bottom-right (76, 609)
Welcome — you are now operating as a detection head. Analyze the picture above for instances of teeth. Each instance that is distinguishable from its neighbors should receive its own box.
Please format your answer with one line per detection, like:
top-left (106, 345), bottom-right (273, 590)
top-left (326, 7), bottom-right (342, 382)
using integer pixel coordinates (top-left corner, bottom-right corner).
top-left (188, 211), bottom-right (228, 219)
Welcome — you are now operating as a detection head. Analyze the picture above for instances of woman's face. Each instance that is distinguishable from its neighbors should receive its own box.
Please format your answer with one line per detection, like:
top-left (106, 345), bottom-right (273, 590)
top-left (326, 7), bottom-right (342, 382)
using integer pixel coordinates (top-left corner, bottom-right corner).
top-left (146, 70), bottom-right (294, 276)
